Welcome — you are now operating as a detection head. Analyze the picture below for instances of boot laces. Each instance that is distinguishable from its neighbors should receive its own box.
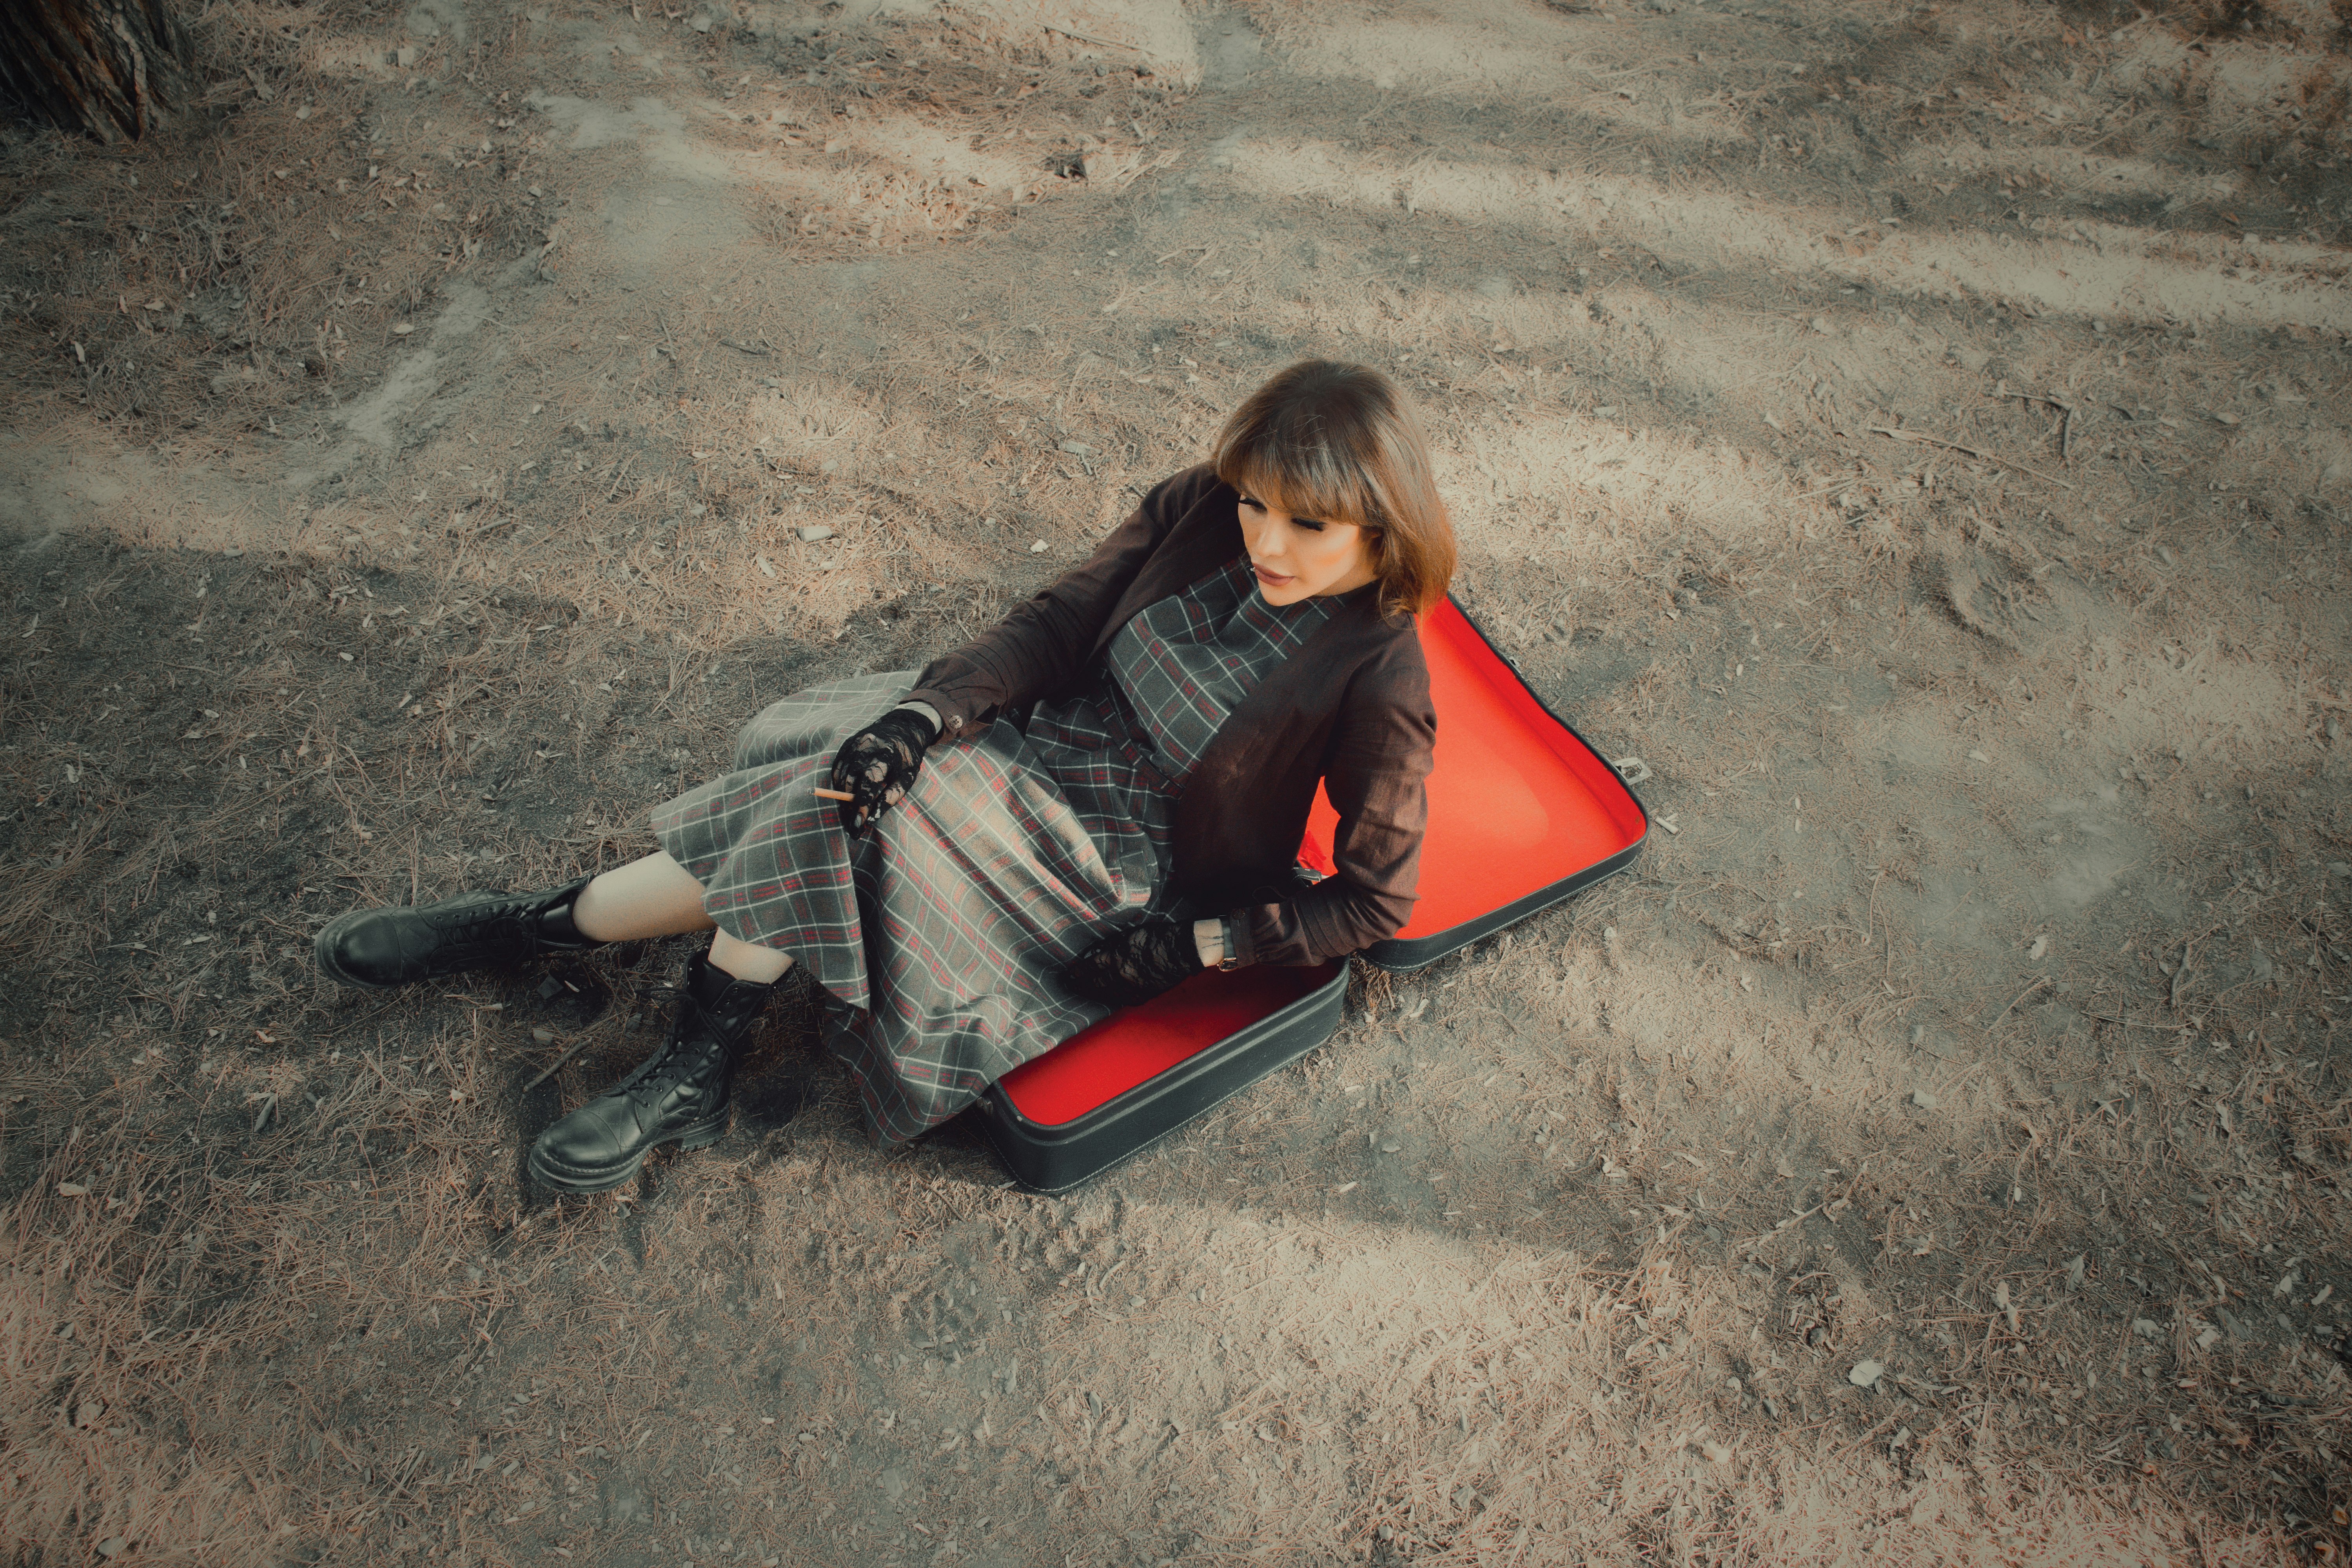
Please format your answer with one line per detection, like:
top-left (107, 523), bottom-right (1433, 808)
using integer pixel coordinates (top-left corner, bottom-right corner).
top-left (604, 981), bottom-right (741, 1105)
top-left (425, 891), bottom-right (545, 950)
top-left (610, 1030), bottom-right (720, 1103)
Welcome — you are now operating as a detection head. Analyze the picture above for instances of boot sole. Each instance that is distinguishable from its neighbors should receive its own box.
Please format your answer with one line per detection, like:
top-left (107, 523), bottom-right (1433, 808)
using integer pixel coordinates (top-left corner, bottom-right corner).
top-left (313, 912), bottom-right (399, 991)
top-left (526, 1111), bottom-right (732, 1196)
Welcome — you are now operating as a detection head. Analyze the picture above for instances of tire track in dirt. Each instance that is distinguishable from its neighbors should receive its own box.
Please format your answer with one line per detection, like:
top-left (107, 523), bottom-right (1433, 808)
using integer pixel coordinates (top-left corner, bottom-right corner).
top-left (1221, 138), bottom-right (2352, 331)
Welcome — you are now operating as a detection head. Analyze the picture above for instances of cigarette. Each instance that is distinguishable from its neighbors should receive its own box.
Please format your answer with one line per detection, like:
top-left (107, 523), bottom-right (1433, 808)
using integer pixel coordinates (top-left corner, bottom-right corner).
top-left (812, 787), bottom-right (855, 802)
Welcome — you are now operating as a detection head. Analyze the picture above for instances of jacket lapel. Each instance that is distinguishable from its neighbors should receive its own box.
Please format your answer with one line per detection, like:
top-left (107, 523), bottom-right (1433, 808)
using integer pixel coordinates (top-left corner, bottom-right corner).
top-left (1083, 475), bottom-right (1246, 669)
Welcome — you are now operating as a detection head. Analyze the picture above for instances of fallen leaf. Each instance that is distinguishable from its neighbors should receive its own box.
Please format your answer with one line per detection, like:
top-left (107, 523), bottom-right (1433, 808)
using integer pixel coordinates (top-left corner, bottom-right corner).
top-left (1847, 1359), bottom-right (1884, 1389)
top-left (56, 1182), bottom-right (90, 1197)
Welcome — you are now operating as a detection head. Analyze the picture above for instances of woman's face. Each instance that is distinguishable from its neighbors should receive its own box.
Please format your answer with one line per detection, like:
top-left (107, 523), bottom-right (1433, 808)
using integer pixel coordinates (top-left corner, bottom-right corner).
top-left (1236, 487), bottom-right (1379, 605)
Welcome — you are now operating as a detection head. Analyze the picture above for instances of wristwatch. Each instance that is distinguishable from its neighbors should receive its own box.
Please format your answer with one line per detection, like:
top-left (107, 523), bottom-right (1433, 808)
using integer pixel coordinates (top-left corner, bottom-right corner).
top-left (1216, 916), bottom-right (1244, 972)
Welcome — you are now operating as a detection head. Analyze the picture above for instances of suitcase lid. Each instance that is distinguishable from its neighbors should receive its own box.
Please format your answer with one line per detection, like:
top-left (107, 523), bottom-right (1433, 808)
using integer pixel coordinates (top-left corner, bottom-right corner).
top-left (1305, 596), bottom-right (1648, 968)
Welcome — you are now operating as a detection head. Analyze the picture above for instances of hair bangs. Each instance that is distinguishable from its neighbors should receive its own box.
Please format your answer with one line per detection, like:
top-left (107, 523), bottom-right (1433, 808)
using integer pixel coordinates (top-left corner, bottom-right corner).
top-left (1230, 442), bottom-right (1386, 532)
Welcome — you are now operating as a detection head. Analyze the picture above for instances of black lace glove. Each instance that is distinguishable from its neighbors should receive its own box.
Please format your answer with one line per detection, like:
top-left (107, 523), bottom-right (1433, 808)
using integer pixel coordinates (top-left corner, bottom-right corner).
top-left (1057, 914), bottom-right (1205, 1008)
top-left (827, 706), bottom-right (938, 837)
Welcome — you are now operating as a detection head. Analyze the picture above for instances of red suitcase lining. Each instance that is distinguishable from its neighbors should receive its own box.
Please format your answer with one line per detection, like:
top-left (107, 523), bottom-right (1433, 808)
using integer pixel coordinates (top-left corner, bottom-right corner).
top-left (991, 962), bottom-right (1341, 1127)
top-left (995, 599), bottom-right (1643, 1130)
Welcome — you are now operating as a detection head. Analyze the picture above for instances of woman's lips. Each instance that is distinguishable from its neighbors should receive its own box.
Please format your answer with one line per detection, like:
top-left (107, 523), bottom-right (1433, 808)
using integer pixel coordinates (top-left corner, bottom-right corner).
top-left (1252, 563), bottom-right (1295, 586)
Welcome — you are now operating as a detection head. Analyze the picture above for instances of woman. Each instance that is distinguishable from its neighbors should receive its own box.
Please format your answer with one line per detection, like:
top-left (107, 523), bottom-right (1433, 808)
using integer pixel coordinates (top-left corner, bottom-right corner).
top-left (316, 359), bottom-right (1455, 1194)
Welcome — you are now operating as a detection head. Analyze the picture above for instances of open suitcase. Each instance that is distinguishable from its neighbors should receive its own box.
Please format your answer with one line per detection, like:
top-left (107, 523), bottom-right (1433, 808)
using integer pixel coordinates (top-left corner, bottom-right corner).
top-left (969, 600), bottom-right (1649, 1192)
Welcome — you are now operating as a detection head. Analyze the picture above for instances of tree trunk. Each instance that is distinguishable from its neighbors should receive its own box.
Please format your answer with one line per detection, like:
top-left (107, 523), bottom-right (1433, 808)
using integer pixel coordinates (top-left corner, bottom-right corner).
top-left (0, 0), bottom-right (195, 143)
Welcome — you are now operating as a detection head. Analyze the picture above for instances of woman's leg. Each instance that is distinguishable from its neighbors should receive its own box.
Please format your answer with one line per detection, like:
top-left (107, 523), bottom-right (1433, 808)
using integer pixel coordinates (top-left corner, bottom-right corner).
top-left (570, 852), bottom-right (716, 941)
top-left (572, 853), bottom-right (794, 983)
top-left (709, 927), bottom-right (794, 984)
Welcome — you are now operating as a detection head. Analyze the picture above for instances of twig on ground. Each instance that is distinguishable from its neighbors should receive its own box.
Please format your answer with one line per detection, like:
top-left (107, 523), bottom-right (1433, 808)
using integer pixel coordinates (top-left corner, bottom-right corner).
top-left (1869, 426), bottom-right (2074, 489)
top-left (1989, 388), bottom-right (2077, 463)
top-left (604, 452), bottom-right (638, 504)
top-left (1987, 975), bottom-right (2051, 1028)
top-left (1990, 387), bottom-right (2076, 416)
top-left (1042, 24), bottom-right (1143, 52)
top-left (522, 1036), bottom-right (596, 1092)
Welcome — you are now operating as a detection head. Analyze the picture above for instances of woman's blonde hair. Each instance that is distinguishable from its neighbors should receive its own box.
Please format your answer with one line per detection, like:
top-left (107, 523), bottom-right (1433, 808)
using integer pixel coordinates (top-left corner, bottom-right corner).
top-left (1211, 359), bottom-right (1457, 620)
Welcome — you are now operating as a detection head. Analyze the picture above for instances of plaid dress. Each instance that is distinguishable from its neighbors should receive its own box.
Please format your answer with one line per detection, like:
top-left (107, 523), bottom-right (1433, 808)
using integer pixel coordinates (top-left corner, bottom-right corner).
top-left (652, 557), bottom-right (1336, 1143)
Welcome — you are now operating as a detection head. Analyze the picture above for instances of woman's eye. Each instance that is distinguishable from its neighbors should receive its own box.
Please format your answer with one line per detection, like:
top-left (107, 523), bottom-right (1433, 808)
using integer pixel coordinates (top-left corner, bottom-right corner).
top-left (1295, 518), bottom-right (1327, 532)
top-left (1238, 495), bottom-right (1264, 512)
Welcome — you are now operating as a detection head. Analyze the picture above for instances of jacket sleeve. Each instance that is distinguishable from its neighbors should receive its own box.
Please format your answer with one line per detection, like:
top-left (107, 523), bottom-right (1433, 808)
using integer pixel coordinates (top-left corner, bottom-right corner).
top-left (1229, 641), bottom-right (1434, 965)
top-left (904, 466), bottom-right (1213, 739)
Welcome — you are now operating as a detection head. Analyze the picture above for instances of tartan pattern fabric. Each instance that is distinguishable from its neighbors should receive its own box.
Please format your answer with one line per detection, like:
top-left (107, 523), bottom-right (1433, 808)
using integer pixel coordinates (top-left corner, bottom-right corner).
top-left (650, 557), bottom-right (1334, 1143)
top-left (1102, 555), bottom-right (1335, 789)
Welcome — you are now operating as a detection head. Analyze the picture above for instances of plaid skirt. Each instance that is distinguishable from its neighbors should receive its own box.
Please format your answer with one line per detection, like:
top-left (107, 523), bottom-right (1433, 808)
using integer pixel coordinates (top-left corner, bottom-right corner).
top-left (652, 557), bottom-right (1337, 1143)
top-left (651, 671), bottom-right (1160, 1143)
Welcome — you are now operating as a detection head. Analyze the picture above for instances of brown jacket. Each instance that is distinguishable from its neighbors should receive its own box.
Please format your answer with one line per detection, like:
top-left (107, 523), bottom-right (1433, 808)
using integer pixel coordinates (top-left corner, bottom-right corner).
top-left (907, 463), bottom-right (1435, 965)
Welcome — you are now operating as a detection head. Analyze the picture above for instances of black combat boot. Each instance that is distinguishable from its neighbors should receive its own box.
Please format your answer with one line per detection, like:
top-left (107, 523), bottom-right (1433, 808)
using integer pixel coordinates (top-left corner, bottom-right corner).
top-left (525, 951), bottom-right (776, 1195)
top-left (314, 876), bottom-right (602, 990)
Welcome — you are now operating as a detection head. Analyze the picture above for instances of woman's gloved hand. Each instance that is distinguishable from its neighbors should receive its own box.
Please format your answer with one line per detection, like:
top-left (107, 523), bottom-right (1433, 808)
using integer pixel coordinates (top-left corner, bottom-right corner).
top-left (1057, 914), bottom-right (1205, 1008)
top-left (828, 706), bottom-right (939, 837)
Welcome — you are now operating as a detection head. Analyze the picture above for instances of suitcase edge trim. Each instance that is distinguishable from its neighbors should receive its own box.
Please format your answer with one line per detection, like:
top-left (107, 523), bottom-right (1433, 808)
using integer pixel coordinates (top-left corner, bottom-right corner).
top-left (1360, 838), bottom-right (1643, 972)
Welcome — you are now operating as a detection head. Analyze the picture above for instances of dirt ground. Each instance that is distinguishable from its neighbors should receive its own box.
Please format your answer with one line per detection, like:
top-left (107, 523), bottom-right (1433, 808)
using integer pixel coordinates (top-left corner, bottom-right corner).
top-left (3, 0), bottom-right (2351, 1562)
